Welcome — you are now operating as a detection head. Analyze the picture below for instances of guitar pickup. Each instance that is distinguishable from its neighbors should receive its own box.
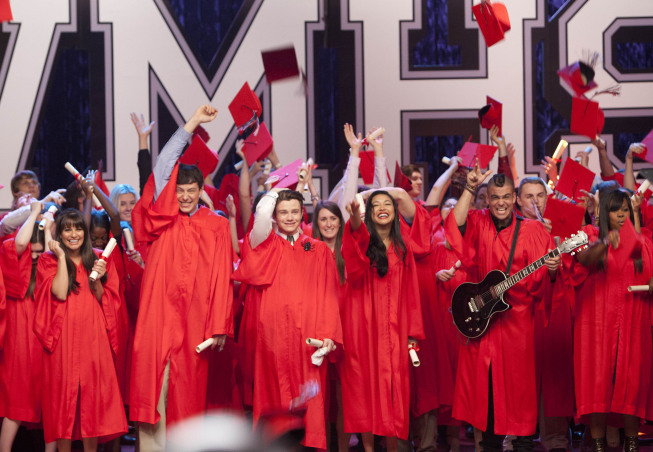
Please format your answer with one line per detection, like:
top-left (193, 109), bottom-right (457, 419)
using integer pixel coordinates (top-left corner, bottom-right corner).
top-left (468, 299), bottom-right (479, 313)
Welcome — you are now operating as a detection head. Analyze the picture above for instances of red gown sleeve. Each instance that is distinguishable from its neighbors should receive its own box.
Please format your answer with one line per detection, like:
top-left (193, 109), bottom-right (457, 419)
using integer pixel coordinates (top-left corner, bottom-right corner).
top-left (33, 252), bottom-right (68, 352)
top-left (232, 231), bottom-right (280, 287)
top-left (341, 221), bottom-right (371, 282)
top-left (0, 266), bottom-right (5, 348)
top-left (100, 256), bottom-right (124, 355)
top-left (204, 218), bottom-right (235, 338)
top-left (132, 165), bottom-right (181, 244)
top-left (406, 203), bottom-right (433, 258)
top-left (444, 209), bottom-right (480, 270)
top-left (313, 243), bottom-right (343, 343)
top-left (0, 239), bottom-right (31, 300)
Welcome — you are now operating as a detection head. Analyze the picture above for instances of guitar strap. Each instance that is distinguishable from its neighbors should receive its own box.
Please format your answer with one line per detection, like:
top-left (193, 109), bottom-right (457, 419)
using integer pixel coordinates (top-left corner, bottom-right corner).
top-left (505, 218), bottom-right (522, 275)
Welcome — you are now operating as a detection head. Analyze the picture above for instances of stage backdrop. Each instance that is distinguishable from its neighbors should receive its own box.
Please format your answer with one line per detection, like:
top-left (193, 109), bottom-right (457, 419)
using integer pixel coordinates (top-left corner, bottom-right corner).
top-left (1, 0), bottom-right (652, 209)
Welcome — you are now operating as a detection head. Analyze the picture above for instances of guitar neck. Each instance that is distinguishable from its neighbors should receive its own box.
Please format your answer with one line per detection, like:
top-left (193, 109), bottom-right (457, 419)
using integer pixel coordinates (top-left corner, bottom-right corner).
top-left (495, 248), bottom-right (560, 296)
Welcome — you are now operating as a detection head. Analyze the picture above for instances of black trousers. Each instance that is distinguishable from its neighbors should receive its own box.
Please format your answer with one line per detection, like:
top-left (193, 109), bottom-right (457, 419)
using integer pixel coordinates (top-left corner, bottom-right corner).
top-left (480, 369), bottom-right (534, 452)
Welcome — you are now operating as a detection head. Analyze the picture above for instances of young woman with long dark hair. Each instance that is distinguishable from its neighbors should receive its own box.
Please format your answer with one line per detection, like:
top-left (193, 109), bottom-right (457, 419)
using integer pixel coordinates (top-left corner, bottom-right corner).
top-left (573, 188), bottom-right (653, 452)
top-left (34, 209), bottom-right (127, 452)
top-left (340, 189), bottom-right (426, 452)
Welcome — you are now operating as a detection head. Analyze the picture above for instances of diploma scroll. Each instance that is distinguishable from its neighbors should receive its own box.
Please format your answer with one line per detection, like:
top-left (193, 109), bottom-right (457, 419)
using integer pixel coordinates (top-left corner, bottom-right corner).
top-left (638, 180), bottom-right (651, 194)
top-left (306, 338), bottom-right (324, 348)
top-left (298, 158), bottom-right (314, 181)
top-left (627, 285), bottom-right (650, 292)
top-left (38, 205), bottom-right (58, 230)
top-left (122, 228), bottom-right (135, 251)
top-left (361, 127), bottom-right (385, 146)
top-left (408, 344), bottom-right (420, 367)
top-left (441, 156), bottom-right (451, 165)
top-left (195, 338), bottom-right (217, 353)
top-left (448, 260), bottom-right (462, 274)
top-left (64, 162), bottom-right (102, 208)
top-left (355, 193), bottom-right (366, 217)
top-left (89, 238), bottom-right (117, 281)
top-left (551, 140), bottom-right (569, 161)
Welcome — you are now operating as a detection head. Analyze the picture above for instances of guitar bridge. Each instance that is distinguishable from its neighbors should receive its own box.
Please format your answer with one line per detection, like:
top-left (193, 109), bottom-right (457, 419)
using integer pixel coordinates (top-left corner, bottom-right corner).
top-left (468, 298), bottom-right (479, 313)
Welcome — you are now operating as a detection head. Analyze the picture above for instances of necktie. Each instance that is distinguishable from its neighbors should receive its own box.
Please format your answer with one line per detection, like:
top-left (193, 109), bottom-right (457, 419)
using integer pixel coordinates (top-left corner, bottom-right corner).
top-left (287, 234), bottom-right (294, 244)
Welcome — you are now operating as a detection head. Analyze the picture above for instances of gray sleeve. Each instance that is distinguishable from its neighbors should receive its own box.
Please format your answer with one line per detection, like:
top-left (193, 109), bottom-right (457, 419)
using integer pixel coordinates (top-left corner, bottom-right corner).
top-left (153, 127), bottom-right (192, 200)
top-left (0, 205), bottom-right (31, 238)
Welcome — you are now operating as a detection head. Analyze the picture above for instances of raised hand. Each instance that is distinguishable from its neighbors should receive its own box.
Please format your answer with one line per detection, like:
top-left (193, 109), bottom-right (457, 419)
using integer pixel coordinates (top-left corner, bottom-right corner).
top-left (627, 142), bottom-right (646, 160)
top-left (91, 258), bottom-right (107, 280)
top-left (49, 240), bottom-right (65, 259)
top-left (343, 123), bottom-right (363, 155)
top-left (466, 158), bottom-right (493, 188)
top-left (130, 112), bottom-right (155, 138)
top-left (489, 125), bottom-right (505, 148)
top-left (592, 136), bottom-right (606, 151)
top-left (225, 194), bottom-right (237, 219)
top-left (42, 189), bottom-right (66, 205)
top-left (540, 156), bottom-right (559, 183)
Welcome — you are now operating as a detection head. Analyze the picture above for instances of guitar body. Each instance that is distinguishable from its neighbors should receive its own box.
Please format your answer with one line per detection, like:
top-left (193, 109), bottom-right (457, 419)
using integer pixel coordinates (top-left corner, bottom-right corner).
top-left (451, 269), bottom-right (511, 339)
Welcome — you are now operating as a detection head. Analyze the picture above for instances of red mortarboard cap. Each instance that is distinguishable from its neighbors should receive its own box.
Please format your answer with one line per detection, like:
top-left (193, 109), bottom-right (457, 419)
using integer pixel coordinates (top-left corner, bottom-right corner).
top-left (632, 128), bottom-right (653, 165)
top-left (542, 195), bottom-right (585, 240)
top-left (457, 141), bottom-right (498, 168)
top-left (261, 46), bottom-right (300, 83)
top-left (554, 157), bottom-right (596, 202)
top-left (478, 96), bottom-right (502, 136)
top-left (557, 61), bottom-right (598, 97)
top-left (93, 170), bottom-right (110, 198)
top-left (267, 159), bottom-right (303, 189)
top-left (612, 218), bottom-right (641, 269)
top-left (179, 135), bottom-right (219, 178)
top-left (0, 0), bottom-right (13, 22)
top-left (242, 122), bottom-right (273, 164)
top-left (571, 96), bottom-right (604, 140)
top-left (228, 82), bottom-right (262, 128)
top-left (394, 162), bottom-right (413, 192)
top-left (192, 125), bottom-right (210, 143)
top-left (472, 1), bottom-right (510, 48)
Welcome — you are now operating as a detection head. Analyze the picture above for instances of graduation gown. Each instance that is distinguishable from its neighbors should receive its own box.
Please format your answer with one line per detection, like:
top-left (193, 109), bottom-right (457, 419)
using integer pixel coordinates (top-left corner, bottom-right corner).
top-left (232, 232), bottom-right (342, 449)
top-left (340, 214), bottom-right (425, 440)
top-left (0, 239), bottom-right (42, 423)
top-left (571, 225), bottom-right (652, 419)
top-left (129, 166), bottom-right (234, 427)
top-left (34, 251), bottom-right (127, 443)
top-left (444, 210), bottom-right (554, 436)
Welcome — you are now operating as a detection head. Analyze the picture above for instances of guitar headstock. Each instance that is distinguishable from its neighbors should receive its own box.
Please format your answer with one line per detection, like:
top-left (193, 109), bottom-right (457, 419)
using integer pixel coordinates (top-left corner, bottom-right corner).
top-left (558, 230), bottom-right (589, 256)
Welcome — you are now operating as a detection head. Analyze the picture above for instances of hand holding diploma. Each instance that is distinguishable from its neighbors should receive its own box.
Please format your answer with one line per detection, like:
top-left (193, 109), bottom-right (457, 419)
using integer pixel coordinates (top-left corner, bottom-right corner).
top-left (195, 334), bottom-right (227, 353)
top-left (65, 162), bottom-right (101, 208)
top-left (306, 338), bottom-right (336, 366)
top-left (90, 238), bottom-right (117, 281)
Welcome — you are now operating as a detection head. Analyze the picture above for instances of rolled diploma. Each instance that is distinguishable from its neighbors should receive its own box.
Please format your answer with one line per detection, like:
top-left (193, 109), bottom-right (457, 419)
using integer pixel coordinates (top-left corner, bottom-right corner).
top-left (306, 338), bottom-right (324, 348)
top-left (551, 139), bottom-right (568, 161)
top-left (298, 158), bottom-right (314, 181)
top-left (64, 162), bottom-right (101, 207)
top-left (627, 285), bottom-right (650, 292)
top-left (195, 338), bottom-right (216, 353)
top-left (575, 147), bottom-right (593, 162)
top-left (409, 346), bottom-right (420, 367)
top-left (355, 193), bottom-right (366, 216)
top-left (38, 205), bottom-right (58, 230)
top-left (89, 238), bottom-right (117, 281)
top-left (234, 160), bottom-right (244, 171)
top-left (448, 260), bottom-right (462, 273)
top-left (638, 180), bottom-right (651, 194)
top-left (441, 156), bottom-right (451, 165)
top-left (122, 228), bottom-right (134, 251)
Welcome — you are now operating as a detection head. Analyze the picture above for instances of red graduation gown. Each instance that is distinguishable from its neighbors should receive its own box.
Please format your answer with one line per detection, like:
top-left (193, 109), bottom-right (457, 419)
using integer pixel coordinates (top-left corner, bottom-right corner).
top-left (34, 251), bottom-right (127, 443)
top-left (444, 210), bottom-right (554, 435)
top-left (410, 206), bottom-right (456, 418)
top-left (232, 232), bottom-right (342, 449)
top-left (340, 215), bottom-right (425, 440)
top-left (571, 225), bottom-right (652, 419)
top-left (129, 166), bottom-right (234, 427)
top-left (0, 239), bottom-right (43, 423)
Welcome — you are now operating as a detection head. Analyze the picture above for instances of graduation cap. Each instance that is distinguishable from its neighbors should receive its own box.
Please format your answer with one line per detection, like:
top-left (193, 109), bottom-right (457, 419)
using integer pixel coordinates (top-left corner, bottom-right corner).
top-left (192, 125), bottom-right (210, 144)
top-left (472, 1), bottom-right (511, 48)
top-left (394, 162), bottom-right (413, 192)
top-left (261, 46), bottom-right (300, 83)
top-left (542, 195), bottom-right (585, 240)
top-left (554, 157), bottom-right (596, 202)
top-left (457, 141), bottom-right (498, 168)
top-left (571, 96), bottom-right (604, 140)
top-left (267, 159), bottom-right (303, 189)
top-left (638, 167), bottom-right (653, 185)
top-left (478, 96), bottom-right (502, 136)
top-left (557, 60), bottom-right (598, 97)
top-left (630, 128), bottom-right (653, 165)
top-left (242, 122), bottom-right (273, 164)
top-left (228, 82), bottom-right (262, 129)
top-left (179, 135), bottom-right (219, 178)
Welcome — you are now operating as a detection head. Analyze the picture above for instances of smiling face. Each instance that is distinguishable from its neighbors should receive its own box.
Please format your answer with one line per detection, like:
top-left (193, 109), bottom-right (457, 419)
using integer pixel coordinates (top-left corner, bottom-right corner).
top-left (274, 199), bottom-right (303, 236)
top-left (118, 193), bottom-right (137, 222)
top-left (488, 184), bottom-right (516, 223)
top-left (408, 171), bottom-right (423, 198)
top-left (60, 223), bottom-right (85, 255)
top-left (176, 182), bottom-right (201, 214)
top-left (317, 207), bottom-right (341, 241)
top-left (370, 193), bottom-right (395, 226)
top-left (609, 198), bottom-right (630, 231)
top-left (90, 226), bottom-right (109, 249)
top-left (13, 175), bottom-right (40, 199)
top-left (517, 182), bottom-right (547, 220)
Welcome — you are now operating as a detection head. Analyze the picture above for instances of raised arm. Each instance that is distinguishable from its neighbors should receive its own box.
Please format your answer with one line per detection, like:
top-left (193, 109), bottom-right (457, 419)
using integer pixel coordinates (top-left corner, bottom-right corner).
top-left (359, 187), bottom-right (416, 223)
top-left (329, 123), bottom-right (363, 221)
top-left (132, 112), bottom-right (155, 195)
top-left (225, 194), bottom-right (240, 256)
top-left (624, 143), bottom-right (645, 191)
top-left (369, 128), bottom-right (388, 188)
top-left (236, 142), bottom-right (253, 232)
top-left (452, 160), bottom-right (492, 227)
top-left (490, 125), bottom-right (513, 182)
top-left (425, 157), bottom-right (460, 206)
top-left (15, 201), bottom-right (42, 256)
top-left (250, 189), bottom-right (281, 249)
top-left (593, 137), bottom-right (615, 179)
top-left (84, 170), bottom-right (122, 239)
top-left (49, 242), bottom-right (69, 301)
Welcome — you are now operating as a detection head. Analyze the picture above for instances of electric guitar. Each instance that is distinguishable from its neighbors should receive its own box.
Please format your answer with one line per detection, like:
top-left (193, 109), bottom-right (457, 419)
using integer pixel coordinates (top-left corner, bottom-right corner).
top-left (451, 231), bottom-right (588, 339)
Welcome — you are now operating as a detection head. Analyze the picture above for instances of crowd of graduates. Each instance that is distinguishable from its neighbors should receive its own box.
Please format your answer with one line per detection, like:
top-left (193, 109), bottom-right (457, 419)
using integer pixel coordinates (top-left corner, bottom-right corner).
top-left (0, 97), bottom-right (652, 452)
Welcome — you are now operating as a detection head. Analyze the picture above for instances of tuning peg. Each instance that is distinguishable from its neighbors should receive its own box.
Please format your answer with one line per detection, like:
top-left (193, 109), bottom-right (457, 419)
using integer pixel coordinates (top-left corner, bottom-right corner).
top-left (571, 233), bottom-right (575, 237)
top-left (571, 252), bottom-right (575, 256)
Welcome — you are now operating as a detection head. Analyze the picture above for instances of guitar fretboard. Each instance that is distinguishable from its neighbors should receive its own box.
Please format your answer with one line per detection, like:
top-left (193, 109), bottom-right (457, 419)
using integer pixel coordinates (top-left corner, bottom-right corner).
top-left (495, 248), bottom-right (561, 296)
